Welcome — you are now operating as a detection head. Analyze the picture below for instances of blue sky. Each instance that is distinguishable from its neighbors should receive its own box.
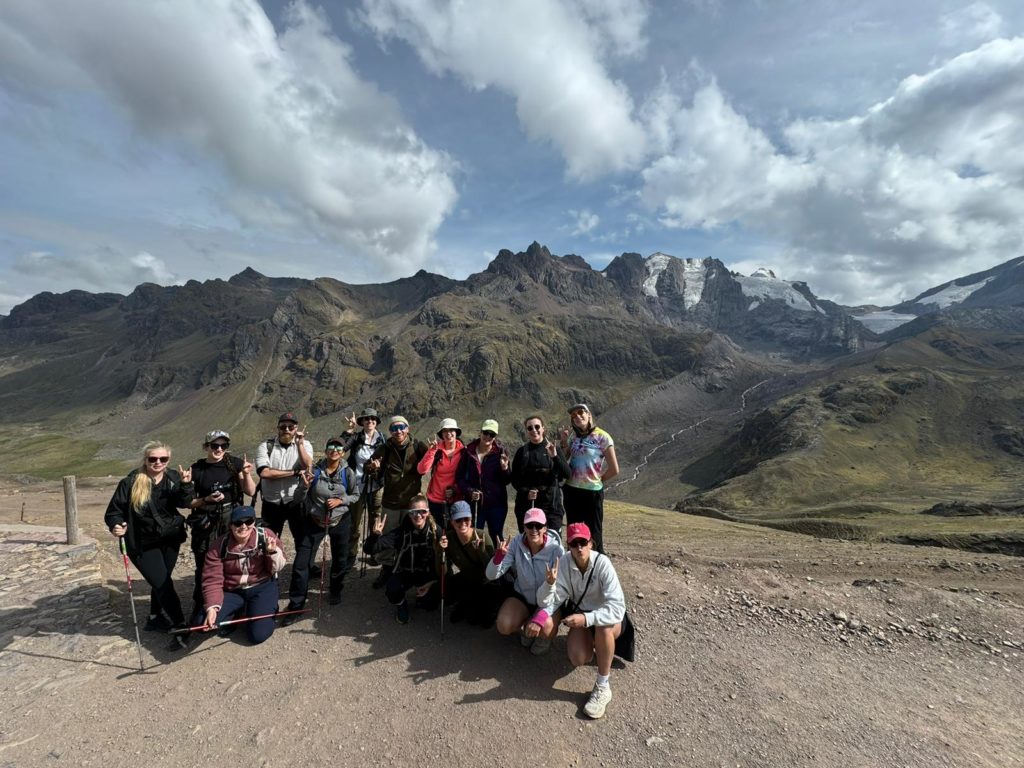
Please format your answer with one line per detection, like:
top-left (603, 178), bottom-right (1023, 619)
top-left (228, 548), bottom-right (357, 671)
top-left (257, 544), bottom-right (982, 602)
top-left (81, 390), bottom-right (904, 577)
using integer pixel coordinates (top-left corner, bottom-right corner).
top-left (1, 0), bottom-right (1023, 314)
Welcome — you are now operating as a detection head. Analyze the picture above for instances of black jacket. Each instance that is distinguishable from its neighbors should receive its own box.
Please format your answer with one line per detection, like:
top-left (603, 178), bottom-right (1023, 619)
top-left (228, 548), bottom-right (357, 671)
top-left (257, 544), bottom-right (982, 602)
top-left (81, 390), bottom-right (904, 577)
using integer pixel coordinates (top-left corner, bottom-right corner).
top-left (104, 469), bottom-right (194, 554)
top-left (510, 441), bottom-right (570, 517)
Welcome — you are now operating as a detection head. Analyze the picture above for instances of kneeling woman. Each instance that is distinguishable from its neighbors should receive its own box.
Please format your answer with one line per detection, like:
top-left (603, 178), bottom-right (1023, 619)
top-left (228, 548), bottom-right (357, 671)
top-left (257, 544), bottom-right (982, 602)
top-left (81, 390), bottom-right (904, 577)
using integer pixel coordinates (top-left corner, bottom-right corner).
top-left (485, 507), bottom-right (564, 655)
top-left (537, 522), bottom-right (625, 720)
top-left (202, 506), bottom-right (286, 644)
top-left (363, 494), bottom-right (441, 624)
top-left (105, 441), bottom-right (193, 647)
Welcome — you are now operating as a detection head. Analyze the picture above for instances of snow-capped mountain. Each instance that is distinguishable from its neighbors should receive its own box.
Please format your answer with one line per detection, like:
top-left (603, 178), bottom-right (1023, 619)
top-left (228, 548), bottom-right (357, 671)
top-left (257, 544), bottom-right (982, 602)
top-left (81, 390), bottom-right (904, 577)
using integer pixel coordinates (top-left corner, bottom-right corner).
top-left (851, 255), bottom-right (1024, 333)
top-left (602, 251), bottom-right (867, 357)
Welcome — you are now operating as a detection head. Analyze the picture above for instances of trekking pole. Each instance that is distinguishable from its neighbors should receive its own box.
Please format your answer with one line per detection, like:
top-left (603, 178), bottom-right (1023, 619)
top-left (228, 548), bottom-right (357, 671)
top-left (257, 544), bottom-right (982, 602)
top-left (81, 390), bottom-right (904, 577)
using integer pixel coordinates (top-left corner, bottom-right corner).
top-left (318, 511), bottom-right (330, 619)
top-left (117, 537), bottom-right (146, 672)
top-left (440, 500), bottom-right (449, 638)
top-left (359, 475), bottom-right (370, 579)
top-left (170, 607), bottom-right (311, 635)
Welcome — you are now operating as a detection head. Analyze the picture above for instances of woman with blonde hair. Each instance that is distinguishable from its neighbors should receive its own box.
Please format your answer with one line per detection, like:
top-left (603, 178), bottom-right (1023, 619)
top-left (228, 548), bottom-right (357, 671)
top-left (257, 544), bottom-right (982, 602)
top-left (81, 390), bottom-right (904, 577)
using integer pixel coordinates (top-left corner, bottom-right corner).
top-left (105, 441), bottom-right (195, 648)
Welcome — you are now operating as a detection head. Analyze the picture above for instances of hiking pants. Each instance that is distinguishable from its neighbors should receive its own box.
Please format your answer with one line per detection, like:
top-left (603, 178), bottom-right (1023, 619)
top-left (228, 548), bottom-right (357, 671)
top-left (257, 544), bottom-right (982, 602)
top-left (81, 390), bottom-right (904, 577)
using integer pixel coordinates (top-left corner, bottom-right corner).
top-left (129, 542), bottom-right (185, 626)
top-left (219, 578), bottom-right (279, 644)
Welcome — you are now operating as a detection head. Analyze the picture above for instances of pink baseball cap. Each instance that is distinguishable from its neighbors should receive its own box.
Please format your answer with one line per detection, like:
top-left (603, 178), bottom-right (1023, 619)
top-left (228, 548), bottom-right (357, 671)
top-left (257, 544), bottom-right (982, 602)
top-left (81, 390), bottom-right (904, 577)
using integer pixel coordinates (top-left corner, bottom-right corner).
top-left (566, 522), bottom-right (591, 544)
top-left (523, 508), bottom-right (547, 527)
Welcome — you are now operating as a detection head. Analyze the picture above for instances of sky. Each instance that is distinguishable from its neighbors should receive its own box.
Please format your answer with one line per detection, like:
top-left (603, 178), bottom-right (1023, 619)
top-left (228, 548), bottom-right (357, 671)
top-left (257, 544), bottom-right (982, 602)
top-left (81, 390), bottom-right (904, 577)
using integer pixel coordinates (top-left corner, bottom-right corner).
top-left (1, 0), bottom-right (1023, 314)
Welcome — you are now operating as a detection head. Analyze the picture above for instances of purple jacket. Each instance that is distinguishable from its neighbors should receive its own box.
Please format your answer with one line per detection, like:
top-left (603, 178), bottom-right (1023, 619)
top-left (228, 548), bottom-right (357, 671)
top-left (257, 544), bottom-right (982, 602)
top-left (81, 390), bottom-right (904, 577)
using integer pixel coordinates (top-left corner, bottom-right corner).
top-left (458, 438), bottom-right (512, 509)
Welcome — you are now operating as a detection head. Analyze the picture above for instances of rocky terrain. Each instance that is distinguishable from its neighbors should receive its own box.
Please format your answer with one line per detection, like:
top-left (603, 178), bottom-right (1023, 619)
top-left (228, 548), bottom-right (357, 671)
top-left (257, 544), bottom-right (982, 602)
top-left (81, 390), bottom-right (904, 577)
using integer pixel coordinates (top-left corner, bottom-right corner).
top-left (1, 480), bottom-right (1022, 768)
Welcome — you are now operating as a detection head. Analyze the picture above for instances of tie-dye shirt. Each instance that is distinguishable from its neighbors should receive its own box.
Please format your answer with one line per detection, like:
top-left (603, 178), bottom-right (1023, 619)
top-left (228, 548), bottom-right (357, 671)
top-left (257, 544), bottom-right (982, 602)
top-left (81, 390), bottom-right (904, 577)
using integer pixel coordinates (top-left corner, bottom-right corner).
top-left (566, 427), bottom-right (614, 492)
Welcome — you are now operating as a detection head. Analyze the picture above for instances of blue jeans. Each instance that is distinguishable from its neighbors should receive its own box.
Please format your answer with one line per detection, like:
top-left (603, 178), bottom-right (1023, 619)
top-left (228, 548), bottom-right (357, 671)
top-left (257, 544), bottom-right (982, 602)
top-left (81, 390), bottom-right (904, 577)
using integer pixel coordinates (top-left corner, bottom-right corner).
top-left (288, 512), bottom-right (351, 606)
top-left (219, 578), bottom-right (279, 644)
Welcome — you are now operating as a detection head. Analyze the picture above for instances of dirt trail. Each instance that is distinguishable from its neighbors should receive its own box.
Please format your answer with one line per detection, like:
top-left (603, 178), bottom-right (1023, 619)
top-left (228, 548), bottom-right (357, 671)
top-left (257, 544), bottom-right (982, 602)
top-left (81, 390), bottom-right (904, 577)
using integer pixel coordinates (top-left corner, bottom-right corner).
top-left (1, 479), bottom-right (1023, 768)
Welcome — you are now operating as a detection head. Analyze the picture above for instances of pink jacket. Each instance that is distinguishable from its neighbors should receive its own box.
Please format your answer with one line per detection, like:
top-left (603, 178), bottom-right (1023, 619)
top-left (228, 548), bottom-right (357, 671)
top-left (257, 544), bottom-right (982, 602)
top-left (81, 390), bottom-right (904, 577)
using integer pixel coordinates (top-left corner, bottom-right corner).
top-left (416, 440), bottom-right (466, 504)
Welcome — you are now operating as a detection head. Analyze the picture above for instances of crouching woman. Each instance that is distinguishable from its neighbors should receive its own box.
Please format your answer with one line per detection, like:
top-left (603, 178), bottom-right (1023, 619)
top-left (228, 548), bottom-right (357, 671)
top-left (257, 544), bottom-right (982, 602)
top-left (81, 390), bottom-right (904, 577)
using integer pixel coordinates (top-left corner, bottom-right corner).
top-left (202, 506), bottom-right (287, 644)
top-left (485, 507), bottom-right (564, 655)
top-left (363, 494), bottom-right (441, 624)
top-left (537, 522), bottom-right (625, 720)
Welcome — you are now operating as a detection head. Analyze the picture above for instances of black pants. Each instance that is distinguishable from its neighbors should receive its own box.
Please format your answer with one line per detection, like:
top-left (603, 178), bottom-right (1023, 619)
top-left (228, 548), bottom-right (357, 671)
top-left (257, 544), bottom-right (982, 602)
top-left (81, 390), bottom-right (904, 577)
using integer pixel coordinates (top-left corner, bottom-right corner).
top-left (288, 513), bottom-right (351, 607)
top-left (513, 489), bottom-right (563, 535)
top-left (128, 542), bottom-right (185, 626)
top-left (261, 499), bottom-right (303, 543)
top-left (385, 571), bottom-right (439, 608)
top-left (445, 573), bottom-right (502, 624)
top-left (562, 485), bottom-right (604, 553)
top-left (188, 508), bottom-right (230, 617)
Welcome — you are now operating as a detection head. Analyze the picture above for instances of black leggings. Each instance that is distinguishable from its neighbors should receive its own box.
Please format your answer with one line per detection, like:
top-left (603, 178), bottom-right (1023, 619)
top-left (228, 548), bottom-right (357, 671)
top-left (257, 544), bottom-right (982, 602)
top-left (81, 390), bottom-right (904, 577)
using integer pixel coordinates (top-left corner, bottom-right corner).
top-left (129, 542), bottom-right (185, 626)
top-left (562, 485), bottom-right (605, 553)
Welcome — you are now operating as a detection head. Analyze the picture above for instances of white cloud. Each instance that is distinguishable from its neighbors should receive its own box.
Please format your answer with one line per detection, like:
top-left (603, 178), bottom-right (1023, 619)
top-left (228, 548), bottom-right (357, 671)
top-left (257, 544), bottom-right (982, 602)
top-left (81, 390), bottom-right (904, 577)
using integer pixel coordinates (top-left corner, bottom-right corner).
top-left (10, 248), bottom-right (181, 294)
top-left (130, 252), bottom-right (176, 284)
top-left (358, 0), bottom-right (649, 180)
top-left (638, 37), bottom-right (1024, 304)
top-left (941, 3), bottom-right (1004, 46)
top-left (0, 0), bottom-right (457, 275)
top-left (569, 208), bottom-right (600, 236)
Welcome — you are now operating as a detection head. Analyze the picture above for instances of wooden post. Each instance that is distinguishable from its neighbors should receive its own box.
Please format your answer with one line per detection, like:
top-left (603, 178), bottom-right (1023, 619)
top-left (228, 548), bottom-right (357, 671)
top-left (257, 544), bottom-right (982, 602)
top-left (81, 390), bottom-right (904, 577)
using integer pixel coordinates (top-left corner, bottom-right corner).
top-left (63, 475), bottom-right (80, 545)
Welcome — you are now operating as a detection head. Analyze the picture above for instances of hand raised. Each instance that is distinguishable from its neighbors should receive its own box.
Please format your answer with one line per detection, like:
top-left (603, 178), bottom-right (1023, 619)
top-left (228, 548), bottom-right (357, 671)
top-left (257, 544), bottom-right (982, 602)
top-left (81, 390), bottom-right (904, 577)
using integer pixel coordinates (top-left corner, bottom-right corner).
top-left (241, 453), bottom-right (253, 475)
top-left (545, 439), bottom-right (557, 458)
top-left (372, 515), bottom-right (385, 535)
top-left (545, 559), bottom-right (559, 585)
top-left (494, 535), bottom-right (510, 560)
top-left (499, 453), bottom-right (510, 471)
top-left (178, 464), bottom-right (192, 483)
top-left (347, 411), bottom-right (359, 431)
top-left (427, 435), bottom-right (438, 449)
top-left (439, 534), bottom-right (448, 550)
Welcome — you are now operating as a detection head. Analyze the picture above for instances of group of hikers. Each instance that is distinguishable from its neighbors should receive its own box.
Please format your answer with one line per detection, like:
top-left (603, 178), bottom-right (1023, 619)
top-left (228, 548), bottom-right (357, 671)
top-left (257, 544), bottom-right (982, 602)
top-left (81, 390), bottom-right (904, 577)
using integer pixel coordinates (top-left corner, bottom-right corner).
top-left (104, 404), bottom-right (629, 719)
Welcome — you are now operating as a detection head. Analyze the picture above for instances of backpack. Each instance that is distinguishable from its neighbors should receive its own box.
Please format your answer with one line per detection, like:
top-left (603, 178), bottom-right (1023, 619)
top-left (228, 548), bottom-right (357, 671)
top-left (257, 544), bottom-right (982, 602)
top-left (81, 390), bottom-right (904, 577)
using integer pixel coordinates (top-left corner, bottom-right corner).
top-left (219, 520), bottom-right (269, 559)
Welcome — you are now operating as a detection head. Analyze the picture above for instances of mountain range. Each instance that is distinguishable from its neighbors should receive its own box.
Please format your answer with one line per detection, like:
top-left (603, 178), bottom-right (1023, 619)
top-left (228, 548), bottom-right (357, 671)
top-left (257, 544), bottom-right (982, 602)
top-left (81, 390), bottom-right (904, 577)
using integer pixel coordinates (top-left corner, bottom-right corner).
top-left (2, 242), bottom-right (1023, 553)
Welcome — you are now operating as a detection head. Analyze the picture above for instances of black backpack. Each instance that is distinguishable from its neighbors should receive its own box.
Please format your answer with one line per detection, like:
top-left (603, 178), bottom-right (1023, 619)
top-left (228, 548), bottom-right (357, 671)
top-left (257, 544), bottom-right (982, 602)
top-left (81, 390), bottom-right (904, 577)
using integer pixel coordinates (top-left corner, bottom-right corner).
top-left (219, 521), bottom-right (270, 559)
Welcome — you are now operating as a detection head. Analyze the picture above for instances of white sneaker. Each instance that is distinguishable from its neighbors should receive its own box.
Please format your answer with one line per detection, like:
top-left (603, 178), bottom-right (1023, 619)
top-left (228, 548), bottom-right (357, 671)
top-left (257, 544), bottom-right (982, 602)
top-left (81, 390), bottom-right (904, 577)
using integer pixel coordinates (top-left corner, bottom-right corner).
top-left (584, 683), bottom-right (612, 719)
top-left (530, 637), bottom-right (552, 656)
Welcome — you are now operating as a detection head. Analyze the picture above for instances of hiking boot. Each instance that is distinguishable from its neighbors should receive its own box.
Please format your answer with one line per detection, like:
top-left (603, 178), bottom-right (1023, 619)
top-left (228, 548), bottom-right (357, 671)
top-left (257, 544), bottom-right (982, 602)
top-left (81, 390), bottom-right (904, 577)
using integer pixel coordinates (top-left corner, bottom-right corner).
top-left (144, 613), bottom-right (172, 632)
top-left (281, 603), bottom-right (304, 627)
top-left (394, 600), bottom-right (410, 624)
top-left (520, 631), bottom-right (535, 648)
top-left (530, 637), bottom-right (552, 656)
top-left (583, 683), bottom-right (612, 719)
top-left (329, 589), bottom-right (343, 606)
top-left (167, 630), bottom-right (190, 652)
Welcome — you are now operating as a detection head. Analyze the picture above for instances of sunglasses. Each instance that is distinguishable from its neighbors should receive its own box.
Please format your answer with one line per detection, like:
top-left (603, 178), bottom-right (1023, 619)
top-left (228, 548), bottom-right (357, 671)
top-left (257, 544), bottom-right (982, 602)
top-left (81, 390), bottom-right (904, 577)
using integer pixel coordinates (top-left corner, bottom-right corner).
top-left (525, 424), bottom-right (543, 432)
top-left (570, 409), bottom-right (588, 417)
top-left (325, 445), bottom-right (343, 452)
top-left (146, 456), bottom-right (170, 464)
top-left (278, 424), bottom-right (297, 430)
top-left (569, 539), bottom-right (589, 549)
top-left (231, 518), bottom-right (256, 528)
top-left (390, 424), bottom-right (408, 433)
top-left (210, 442), bottom-right (229, 450)
top-left (481, 430), bottom-right (496, 437)
top-left (524, 522), bottom-right (545, 531)
top-left (408, 509), bottom-right (428, 518)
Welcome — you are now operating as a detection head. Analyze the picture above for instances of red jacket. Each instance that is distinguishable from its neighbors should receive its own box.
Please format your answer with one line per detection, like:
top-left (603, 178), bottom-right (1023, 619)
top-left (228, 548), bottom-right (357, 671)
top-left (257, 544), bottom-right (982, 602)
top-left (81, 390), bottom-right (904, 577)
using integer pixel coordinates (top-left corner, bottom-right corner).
top-left (202, 528), bottom-right (286, 610)
top-left (416, 440), bottom-right (466, 504)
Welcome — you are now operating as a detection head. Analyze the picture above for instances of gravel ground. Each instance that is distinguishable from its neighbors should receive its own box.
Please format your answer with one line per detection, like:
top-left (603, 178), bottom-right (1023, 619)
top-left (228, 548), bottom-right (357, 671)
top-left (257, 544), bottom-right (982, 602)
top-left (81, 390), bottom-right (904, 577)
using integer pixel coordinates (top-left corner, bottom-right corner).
top-left (1, 480), bottom-right (1022, 768)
